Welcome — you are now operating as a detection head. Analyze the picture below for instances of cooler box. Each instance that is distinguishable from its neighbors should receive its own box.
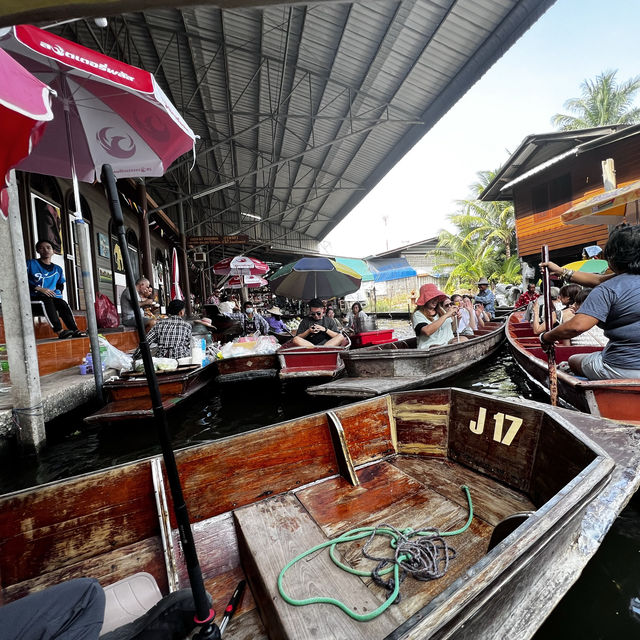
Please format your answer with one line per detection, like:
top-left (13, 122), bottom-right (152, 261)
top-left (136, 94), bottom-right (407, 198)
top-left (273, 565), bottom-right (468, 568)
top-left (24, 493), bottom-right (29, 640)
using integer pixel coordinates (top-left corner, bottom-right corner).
top-left (351, 329), bottom-right (395, 348)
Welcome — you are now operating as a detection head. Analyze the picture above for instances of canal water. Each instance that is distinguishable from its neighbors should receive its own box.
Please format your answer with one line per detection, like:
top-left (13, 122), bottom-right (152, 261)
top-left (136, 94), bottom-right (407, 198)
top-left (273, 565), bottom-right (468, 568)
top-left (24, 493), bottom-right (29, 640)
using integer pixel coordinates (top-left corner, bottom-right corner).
top-left (0, 344), bottom-right (638, 636)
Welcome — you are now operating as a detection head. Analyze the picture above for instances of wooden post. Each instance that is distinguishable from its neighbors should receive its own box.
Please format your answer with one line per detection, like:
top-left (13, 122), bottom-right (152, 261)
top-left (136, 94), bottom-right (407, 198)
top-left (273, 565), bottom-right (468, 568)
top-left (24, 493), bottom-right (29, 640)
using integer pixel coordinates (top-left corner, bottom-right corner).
top-left (177, 201), bottom-right (192, 315)
top-left (0, 171), bottom-right (45, 447)
top-left (602, 158), bottom-right (616, 191)
top-left (138, 179), bottom-right (154, 284)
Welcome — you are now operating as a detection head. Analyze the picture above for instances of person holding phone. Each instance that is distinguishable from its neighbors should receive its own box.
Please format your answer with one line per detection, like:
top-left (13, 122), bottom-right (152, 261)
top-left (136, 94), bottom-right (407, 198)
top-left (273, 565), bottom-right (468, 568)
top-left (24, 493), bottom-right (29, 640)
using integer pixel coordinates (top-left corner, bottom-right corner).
top-left (292, 298), bottom-right (344, 347)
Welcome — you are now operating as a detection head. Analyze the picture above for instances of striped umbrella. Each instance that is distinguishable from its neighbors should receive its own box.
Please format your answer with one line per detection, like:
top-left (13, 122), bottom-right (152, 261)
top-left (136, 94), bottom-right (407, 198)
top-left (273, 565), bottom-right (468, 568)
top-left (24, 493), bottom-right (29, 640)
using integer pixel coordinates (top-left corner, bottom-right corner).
top-left (228, 275), bottom-right (268, 289)
top-left (171, 247), bottom-right (183, 300)
top-left (269, 257), bottom-right (361, 299)
top-left (213, 255), bottom-right (268, 276)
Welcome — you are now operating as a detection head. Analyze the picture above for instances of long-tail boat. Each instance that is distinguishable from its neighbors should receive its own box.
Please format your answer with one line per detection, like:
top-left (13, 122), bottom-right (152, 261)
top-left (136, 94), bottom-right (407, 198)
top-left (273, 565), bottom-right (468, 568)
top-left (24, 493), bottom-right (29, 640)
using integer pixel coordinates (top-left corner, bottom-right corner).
top-left (0, 388), bottom-right (621, 639)
top-left (216, 353), bottom-right (279, 384)
top-left (307, 321), bottom-right (505, 398)
top-left (506, 312), bottom-right (640, 424)
top-left (84, 362), bottom-right (215, 424)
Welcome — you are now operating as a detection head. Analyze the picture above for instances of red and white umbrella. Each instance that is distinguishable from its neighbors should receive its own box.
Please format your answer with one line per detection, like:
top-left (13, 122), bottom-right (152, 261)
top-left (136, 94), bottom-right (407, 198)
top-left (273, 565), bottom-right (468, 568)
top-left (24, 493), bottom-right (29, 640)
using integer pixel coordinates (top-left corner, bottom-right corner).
top-left (0, 47), bottom-right (54, 220)
top-left (213, 255), bottom-right (269, 276)
top-left (171, 247), bottom-right (183, 301)
top-left (0, 25), bottom-right (196, 188)
top-left (228, 275), bottom-right (268, 289)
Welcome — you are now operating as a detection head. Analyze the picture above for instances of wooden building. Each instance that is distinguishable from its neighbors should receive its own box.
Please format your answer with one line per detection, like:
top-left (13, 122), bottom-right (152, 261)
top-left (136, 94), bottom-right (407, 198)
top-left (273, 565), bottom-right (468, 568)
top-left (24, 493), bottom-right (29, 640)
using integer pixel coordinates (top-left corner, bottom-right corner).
top-left (481, 125), bottom-right (640, 267)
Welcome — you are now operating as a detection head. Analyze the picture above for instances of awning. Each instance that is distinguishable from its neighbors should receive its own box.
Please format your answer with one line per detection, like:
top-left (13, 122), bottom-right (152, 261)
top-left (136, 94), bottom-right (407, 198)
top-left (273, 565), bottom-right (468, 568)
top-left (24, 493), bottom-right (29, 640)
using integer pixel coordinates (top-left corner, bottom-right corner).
top-left (366, 257), bottom-right (417, 282)
top-left (561, 180), bottom-right (640, 226)
top-left (335, 257), bottom-right (374, 282)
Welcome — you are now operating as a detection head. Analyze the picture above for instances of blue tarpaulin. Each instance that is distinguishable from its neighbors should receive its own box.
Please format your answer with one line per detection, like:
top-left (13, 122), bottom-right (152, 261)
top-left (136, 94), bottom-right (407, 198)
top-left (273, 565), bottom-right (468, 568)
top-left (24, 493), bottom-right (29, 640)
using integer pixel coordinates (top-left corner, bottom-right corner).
top-left (366, 257), bottom-right (417, 282)
top-left (335, 257), bottom-right (374, 281)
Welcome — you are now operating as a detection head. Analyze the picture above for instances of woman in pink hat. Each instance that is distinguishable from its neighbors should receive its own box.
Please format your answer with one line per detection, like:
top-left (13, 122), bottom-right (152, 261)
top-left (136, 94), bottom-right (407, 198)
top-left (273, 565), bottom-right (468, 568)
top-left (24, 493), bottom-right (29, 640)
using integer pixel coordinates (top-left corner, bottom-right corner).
top-left (412, 283), bottom-right (467, 349)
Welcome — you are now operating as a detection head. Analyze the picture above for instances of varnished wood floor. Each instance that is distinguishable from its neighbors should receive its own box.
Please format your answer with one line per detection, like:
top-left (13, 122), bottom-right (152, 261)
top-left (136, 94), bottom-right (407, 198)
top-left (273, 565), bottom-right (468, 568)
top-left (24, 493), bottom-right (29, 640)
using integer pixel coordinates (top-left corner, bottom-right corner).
top-left (199, 456), bottom-right (536, 640)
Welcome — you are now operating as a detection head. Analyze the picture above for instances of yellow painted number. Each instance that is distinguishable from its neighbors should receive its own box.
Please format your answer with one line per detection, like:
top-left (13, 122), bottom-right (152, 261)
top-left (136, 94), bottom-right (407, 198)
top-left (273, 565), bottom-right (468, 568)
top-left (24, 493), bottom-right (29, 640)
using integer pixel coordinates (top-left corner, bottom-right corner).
top-left (469, 409), bottom-right (523, 446)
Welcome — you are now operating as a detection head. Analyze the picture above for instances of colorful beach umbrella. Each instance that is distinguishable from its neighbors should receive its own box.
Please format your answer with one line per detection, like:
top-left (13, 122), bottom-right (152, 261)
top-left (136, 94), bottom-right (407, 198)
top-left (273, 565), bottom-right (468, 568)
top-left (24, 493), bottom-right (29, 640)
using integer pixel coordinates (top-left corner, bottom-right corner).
top-left (213, 255), bottom-right (269, 276)
top-left (227, 275), bottom-right (268, 289)
top-left (560, 259), bottom-right (610, 274)
top-left (0, 47), bottom-right (55, 220)
top-left (269, 257), bottom-right (361, 299)
top-left (171, 247), bottom-right (183, 300)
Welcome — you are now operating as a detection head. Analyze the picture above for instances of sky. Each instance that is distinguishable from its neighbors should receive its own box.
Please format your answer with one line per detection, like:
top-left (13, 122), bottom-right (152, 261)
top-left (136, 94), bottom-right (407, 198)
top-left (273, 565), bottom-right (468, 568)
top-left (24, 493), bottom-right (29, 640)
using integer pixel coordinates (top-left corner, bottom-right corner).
top-left (323, 0), bottom-right (640, 258)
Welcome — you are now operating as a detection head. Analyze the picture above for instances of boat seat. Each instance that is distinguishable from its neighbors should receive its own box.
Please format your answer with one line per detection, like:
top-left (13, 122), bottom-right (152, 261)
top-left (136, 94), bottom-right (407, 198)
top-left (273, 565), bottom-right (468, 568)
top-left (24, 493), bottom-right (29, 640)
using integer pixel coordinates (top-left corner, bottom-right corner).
top-left (100, 572), bottom-right (163, 636)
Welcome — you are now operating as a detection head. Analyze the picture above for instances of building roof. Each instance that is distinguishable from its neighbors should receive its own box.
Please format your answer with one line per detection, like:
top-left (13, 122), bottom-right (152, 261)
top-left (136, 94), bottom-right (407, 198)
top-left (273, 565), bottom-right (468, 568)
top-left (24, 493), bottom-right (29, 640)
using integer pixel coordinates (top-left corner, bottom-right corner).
top-left (4, 0), bottom-right (556, 261)
top-left (480, 125), bottom-right (628, 201)
top-left (365, 236), bottom-right (440, 260)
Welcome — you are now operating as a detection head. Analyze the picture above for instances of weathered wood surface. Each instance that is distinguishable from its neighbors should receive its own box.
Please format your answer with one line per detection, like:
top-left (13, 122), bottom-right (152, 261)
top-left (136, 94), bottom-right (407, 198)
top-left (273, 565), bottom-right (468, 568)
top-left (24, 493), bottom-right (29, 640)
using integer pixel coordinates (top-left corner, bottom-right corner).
top-left (307, 376), bottom-right (426, 398)
top-left (234, 492), bottom-right (398, 640)
top-left (216, 353), bottom-right (279, 384)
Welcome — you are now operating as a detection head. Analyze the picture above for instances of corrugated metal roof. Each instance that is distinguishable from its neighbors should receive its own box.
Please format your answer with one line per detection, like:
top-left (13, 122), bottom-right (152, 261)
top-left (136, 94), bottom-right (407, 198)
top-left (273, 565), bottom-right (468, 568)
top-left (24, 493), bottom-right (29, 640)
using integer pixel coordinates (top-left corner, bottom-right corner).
top-left (43, 0), bottom-right (555, 260)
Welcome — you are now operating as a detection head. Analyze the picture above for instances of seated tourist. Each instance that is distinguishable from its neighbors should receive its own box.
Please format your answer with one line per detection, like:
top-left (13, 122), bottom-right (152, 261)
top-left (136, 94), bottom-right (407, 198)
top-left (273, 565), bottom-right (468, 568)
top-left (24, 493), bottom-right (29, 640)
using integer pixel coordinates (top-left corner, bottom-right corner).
top-left (531, 286), bottom-right (562, 335)
top-left (265, 306), bottom-right (288, 334)
top-left (26, 240), bottom-right (87, 339)
top-left (516, 283), bottom-right (539, 309)
top-left (412, 284), bottom-right (467, 350)
top-left (120, 277), bottom-right (156, 330)
top-left (556, 283), bottom-right (582, 344)
top-left (474, 278), bottom-right (496, 319)
top-left (540, 224), bottom-right (640, 380)
top-left (145, 299), bottom-right (192, 359)
top-left (346, 302), bottom-right (368, 333)
top-left (451, 294), bottom-right (477, 337)
top-left (292, 298), bottom-right (344, 347)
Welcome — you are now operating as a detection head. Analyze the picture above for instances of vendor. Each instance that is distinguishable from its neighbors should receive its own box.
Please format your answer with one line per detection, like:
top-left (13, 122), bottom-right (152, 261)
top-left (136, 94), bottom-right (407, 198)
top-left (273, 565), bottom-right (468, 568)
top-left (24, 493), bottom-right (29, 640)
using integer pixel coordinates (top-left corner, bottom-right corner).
top-left (229, 301), bottom-right (269, 336)
top-left (265, 306), bottom-right (288, 334)
top-left (145, 299), bottom-right (192, 359)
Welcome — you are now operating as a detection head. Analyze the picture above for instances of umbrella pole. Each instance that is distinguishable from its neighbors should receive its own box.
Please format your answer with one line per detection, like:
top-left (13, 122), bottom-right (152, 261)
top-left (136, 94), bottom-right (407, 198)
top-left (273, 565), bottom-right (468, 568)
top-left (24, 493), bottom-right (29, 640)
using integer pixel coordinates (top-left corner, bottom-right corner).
top-left (541, 245), bottom-right (558, 406)
top-left (63, 100), bottom-right (103, 398)
top-left (102, 165), bottom-right (220, 639)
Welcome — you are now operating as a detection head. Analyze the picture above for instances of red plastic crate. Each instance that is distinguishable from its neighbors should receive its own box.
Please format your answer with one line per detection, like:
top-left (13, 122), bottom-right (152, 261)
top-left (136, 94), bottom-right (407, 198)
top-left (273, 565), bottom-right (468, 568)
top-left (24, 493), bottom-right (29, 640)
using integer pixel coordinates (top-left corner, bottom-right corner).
top-left (352, 329), bottom-right (395, 347)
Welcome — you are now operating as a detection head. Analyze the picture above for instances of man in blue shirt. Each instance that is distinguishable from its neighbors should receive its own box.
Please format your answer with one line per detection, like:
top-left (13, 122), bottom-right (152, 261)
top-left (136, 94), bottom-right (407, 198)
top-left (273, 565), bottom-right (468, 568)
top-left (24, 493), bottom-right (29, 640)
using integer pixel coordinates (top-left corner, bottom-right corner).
top-left (474, 277), bottom-right (496, 319)
top-left (26, 240), bottom-right (86, 339)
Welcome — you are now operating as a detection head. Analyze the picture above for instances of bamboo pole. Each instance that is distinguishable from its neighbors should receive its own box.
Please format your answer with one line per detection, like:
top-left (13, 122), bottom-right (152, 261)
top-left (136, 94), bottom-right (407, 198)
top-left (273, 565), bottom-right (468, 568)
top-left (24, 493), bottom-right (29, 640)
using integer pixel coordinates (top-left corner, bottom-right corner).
top-left (541, 245), bottom-right (558, 406)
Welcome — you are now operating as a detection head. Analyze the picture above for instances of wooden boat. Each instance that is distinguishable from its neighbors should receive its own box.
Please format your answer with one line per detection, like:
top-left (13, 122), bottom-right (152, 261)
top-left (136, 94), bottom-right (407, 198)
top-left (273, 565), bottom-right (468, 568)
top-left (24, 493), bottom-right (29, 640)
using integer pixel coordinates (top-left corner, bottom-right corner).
top-left (506, 312), bottom-right (640, 424)
top-left (216, 352), bottom-right (279, 384)
top-left (0, 388), bottom-right (618, 639)
top-left (308, 321), bottom-right (505, 398)
top-left (278, 336), bottom-right (350, 381)
top-left (84, 362), bottom-right (215, 423)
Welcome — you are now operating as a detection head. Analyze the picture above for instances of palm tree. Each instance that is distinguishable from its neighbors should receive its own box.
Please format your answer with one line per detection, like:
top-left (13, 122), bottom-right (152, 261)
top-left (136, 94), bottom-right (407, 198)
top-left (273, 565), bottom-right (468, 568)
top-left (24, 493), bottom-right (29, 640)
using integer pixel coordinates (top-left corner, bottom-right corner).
top-left (552, 70), bottom-right (640, 131)
top-left (452, 170), bottom-right (515, 259)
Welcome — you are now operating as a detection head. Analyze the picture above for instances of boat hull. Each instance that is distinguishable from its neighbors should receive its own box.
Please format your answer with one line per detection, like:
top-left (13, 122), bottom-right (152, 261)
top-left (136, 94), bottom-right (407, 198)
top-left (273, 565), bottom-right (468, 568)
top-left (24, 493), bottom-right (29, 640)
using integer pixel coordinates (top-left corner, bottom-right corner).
top-left (506, 312), bottom-right (640, 424)
top-left (308, 322), bottom-right (505, 397)
top-left (0, 388), bottom-right (620, 640)
top-left (216, 353), bottom-right (279, 383)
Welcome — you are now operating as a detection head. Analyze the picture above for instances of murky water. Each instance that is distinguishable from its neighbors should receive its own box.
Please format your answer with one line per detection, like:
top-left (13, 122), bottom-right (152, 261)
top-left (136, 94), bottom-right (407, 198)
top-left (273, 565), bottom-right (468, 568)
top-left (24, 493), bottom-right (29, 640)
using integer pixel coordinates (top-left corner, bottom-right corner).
top-left (0, 343), bottom-right (638, 636)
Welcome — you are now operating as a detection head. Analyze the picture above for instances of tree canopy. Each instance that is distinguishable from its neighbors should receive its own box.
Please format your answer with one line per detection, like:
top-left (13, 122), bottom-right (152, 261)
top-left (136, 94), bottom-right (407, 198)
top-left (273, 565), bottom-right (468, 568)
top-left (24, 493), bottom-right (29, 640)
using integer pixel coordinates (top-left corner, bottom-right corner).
top-left (551, 70), bottom-right (640, 130)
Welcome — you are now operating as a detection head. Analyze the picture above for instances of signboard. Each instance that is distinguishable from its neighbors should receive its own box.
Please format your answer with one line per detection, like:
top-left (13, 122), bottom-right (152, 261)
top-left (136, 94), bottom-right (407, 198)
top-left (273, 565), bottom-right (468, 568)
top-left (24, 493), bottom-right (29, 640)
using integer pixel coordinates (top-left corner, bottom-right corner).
top-left (187, 235), bottom-right (249, 246)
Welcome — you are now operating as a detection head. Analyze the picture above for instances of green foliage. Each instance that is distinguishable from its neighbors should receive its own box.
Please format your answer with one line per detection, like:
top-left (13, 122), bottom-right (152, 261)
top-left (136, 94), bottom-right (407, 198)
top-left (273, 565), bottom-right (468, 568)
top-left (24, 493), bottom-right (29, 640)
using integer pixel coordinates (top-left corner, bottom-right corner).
top-left (434, 170), bottom-right (519, 294)
top-left (552, 70), bottom-right (640, 131)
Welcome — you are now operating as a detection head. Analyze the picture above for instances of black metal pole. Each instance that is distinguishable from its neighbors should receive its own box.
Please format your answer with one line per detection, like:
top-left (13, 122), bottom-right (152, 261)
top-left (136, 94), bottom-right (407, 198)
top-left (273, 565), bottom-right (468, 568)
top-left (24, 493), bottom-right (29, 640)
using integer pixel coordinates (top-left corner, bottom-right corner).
top-left (101, 165), bottom-right (220, 639)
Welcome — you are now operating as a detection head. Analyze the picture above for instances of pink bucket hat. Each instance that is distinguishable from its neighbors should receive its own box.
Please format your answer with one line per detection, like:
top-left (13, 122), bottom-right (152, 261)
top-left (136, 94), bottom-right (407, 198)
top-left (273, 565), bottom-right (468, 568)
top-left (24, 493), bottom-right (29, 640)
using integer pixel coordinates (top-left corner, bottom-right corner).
top-left (416, 283), bottom-right (447, 306)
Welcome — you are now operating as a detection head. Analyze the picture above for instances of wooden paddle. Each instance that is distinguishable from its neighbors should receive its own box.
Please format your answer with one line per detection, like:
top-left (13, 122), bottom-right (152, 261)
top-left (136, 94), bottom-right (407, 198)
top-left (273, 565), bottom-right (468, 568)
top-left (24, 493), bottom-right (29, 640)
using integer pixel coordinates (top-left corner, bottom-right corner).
top-left (541, 245), bottom-right (558, 406)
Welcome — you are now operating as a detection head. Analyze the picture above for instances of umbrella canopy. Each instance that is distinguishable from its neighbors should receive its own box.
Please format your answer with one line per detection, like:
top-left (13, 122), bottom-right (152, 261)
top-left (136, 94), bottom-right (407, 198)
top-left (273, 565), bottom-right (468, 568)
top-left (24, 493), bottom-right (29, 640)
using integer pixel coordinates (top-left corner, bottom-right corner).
top-left (0, 47), bottom-right (54, 220)
top-left (561, 180), bottom-right (640, 226)
top-left (171, 247), bottom-right (183, 300)
top-left (213, 255), bottom-right (269, 276)
top-left (269, 257), bottom-right (361, 299)
top-left (1, 25), bottom-right (196, 185)
top-left (561, 259), bottom-right (610, 274)
top-left (228, 275), bottom-right (268, 289)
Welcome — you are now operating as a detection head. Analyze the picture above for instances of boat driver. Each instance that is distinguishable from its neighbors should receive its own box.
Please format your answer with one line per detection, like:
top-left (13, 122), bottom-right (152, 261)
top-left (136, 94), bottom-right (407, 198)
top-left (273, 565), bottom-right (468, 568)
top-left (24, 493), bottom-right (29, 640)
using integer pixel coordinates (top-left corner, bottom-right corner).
top-left (292, 298), bottom-right (344, 347)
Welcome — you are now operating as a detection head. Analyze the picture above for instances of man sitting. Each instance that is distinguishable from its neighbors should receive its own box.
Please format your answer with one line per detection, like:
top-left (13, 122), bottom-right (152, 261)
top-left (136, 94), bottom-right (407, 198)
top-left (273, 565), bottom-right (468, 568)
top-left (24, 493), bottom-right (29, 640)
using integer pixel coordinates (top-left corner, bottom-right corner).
top-left (145, 299), bottom-right (192, 359)
top-left (516, 282), bottom-right (539, 309)
top-left (120, 277), bottom-right (156, 330)
top-left (26, 240), bottom-right (86, 339)
top-left (292, 298), bottom-right (344, 347)
top-left (230, 301), bottom-right (269, 336)
top-left (474, 277), bottom-right (496, 319)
